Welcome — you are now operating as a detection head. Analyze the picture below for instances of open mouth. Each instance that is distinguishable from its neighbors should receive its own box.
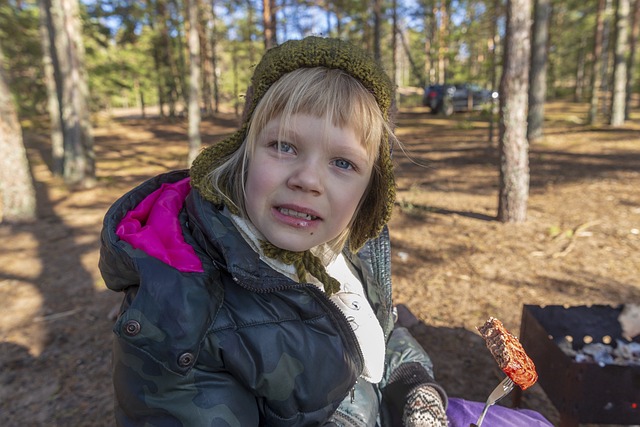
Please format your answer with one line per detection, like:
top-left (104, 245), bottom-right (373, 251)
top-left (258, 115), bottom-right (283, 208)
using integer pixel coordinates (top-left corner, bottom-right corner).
top-left (277, 207), bottom-right (319, 221)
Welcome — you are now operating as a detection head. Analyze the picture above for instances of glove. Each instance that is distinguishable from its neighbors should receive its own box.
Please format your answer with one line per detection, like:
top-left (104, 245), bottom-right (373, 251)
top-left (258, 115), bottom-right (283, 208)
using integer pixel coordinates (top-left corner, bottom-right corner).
top-left (403, 385), bottom-right (448, 427)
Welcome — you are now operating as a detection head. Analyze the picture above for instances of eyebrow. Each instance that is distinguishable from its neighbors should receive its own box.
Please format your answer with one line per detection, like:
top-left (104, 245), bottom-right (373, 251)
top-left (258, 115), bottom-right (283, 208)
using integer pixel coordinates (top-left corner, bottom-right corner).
top-left (263, 118), bottom-right (371, 163)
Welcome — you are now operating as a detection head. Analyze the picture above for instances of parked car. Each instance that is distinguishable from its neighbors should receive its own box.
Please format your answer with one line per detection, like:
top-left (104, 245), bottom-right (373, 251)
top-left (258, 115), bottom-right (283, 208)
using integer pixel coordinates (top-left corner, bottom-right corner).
top-left (422, 83), bottom-right (498, 116)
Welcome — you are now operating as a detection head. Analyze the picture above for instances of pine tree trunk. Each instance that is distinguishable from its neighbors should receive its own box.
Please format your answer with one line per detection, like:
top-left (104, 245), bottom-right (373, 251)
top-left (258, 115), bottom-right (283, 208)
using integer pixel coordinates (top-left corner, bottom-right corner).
top-left (39, 0), bottom-right (64, 176)
top-left (601, 0), bottom-right (613, 116)
top-left (391, 0), bottom-right (397, 87)
top-left (232, 41), bottom-right (239, 117)
top-left (625, 0), bottom-right (640, 117)
top-left (148, 9), bottom-right (166, 117)
top-left (589, 0), bottom-right (606, 124)
top-left (610, 0), bottom-right (630, 126)
top-left (187, 0), bottom-right (202, 166)
top-left (199, 0), bottom-right (212, 117)
top-left (66, 0), bottom-right (95, 186)
top-left (423, 10), bottom-right (433, 85)
top-left (245, 0), bottom-right (256, 64)
top-left (488, 0), bottom-right (501, 144)
top-left (157, 0), bottom-right (177, 116)
top-left (0, 44), bottom-right (36, 223)
top-left (437, 2), bottom-right (450, 83)
top-left (498, 0), bottom-right (531, 223)
top-left (171, 4), bottom-right (188, 114)
top-left (209, 0), bottom-right (220, 114)
top-left (574, 35), bottom-right (587, 102)
top-left (263, 0), bottom-right (277, 49)
top-left (373, 0), bottom-right (382, 62)
top-left (49, 0), bottom-right (95, 187)
top-left (527, 0), bottom-right (551, 142)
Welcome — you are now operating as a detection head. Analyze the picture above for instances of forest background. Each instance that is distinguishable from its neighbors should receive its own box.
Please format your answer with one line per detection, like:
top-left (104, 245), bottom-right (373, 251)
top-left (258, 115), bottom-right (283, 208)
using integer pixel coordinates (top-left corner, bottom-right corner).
top-left (2, 0), bottom-right (638, 194)
top-left (1, 0), bottom-right (640, 425)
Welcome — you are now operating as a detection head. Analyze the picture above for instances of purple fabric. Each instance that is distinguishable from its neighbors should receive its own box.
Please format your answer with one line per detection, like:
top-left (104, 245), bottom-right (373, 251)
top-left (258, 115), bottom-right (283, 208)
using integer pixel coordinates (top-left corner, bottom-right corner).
top-left (116, 177), bottom-right (204, 273)
top-left (446, 397), bottom-right (553, 427)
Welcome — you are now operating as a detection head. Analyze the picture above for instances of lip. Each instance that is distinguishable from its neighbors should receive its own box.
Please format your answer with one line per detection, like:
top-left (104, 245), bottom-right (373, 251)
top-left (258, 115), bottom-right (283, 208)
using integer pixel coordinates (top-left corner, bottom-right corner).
top-left (272, 204), bottom-right (322, 228)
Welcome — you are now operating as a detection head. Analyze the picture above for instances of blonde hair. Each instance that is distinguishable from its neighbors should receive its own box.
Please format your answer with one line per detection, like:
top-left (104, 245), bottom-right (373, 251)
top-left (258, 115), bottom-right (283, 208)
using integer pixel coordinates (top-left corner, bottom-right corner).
top-left (207, 67), bottom-right (396, 252)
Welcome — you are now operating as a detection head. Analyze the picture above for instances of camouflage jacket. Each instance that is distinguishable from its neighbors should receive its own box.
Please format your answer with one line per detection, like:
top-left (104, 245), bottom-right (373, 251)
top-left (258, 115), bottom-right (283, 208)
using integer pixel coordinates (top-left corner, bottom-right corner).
top-left (100, 170), bottom-right (424, 426)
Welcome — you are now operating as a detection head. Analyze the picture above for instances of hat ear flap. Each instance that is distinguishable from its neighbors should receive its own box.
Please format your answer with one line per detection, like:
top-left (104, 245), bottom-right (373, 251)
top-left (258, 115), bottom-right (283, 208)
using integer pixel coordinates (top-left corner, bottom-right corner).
top-left (189, 126), bottom-right (247, 207)
top-left (348, 142), bottom-right (395, 252)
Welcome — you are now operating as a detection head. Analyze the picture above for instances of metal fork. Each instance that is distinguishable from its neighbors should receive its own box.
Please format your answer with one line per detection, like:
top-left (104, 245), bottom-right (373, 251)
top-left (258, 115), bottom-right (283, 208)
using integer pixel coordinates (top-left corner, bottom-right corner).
top-left (471, 376), bottom-right (515, 427)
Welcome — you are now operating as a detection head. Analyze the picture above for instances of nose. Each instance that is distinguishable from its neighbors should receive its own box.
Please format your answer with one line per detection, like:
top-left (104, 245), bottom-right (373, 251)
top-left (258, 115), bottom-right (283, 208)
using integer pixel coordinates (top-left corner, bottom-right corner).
top-left (287, 161), bottom-right (324, 194)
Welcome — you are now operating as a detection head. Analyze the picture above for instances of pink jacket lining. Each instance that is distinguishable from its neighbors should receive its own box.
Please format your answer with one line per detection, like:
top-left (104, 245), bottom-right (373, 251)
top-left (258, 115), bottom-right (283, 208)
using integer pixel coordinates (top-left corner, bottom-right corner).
top-left (116, 177), bottom-right (204, 273)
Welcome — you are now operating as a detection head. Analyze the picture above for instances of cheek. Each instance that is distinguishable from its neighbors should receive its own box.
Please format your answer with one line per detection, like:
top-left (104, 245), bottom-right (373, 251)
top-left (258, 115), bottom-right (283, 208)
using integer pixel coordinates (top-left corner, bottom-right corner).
top-left (244, 162), bottom-right (274, 208)
top-left (339, 179), bottom-right (371, 219)
top-left (244, 175), bottom-right (266, 229)
top-left (243, 164), bottom-right (260, 209)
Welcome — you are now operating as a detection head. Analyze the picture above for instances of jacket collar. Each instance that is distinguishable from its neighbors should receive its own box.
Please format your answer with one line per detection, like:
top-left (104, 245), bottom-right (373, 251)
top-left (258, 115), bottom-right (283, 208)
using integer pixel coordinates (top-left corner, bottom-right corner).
top-left (185, 189), bottom-right (300, 292)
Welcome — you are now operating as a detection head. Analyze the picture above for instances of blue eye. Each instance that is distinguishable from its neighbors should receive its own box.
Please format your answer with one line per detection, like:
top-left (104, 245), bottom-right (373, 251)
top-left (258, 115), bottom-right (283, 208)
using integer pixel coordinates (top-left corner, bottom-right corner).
top-left (277, 141), bottom-right (294, 153)
top-left (334, 159), bottom-right (354, 170)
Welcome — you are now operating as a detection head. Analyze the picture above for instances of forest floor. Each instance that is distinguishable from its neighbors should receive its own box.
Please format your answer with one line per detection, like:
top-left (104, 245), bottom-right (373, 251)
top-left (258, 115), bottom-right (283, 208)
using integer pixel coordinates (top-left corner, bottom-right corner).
top-left (1, 101), bottom-right (639, 426)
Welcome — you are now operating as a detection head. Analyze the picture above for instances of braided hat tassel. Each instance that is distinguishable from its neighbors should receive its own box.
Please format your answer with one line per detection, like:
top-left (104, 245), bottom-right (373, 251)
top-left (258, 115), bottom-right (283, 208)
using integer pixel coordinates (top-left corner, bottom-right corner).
top-left (261, 241), bottom-right (341, 295)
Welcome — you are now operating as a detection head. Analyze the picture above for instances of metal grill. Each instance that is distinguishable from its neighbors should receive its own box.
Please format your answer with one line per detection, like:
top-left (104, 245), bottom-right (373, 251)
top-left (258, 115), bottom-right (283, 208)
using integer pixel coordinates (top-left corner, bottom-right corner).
top-left (517, 304), bottom-right (640, 427)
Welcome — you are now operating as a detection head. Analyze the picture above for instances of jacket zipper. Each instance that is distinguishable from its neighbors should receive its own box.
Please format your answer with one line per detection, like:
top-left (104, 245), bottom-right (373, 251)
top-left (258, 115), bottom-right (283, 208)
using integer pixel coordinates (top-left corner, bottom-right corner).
top-left (230, 274), bottom-right (367, 400)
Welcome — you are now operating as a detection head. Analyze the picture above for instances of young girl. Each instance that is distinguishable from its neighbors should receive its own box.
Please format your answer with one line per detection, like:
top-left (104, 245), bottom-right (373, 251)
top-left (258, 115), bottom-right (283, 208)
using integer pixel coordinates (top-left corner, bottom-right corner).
top-left (100, 36), bottom-right (448, 426)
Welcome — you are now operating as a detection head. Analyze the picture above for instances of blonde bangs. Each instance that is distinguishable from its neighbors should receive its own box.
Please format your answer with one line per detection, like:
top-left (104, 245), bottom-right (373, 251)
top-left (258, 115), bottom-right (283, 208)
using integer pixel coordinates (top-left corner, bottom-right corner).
top-left (246, 68), bottom-right (387, 164)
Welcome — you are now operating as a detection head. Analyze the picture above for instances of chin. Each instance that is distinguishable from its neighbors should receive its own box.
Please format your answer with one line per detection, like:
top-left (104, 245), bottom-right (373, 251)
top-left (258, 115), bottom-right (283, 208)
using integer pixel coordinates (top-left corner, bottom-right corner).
top-left (269, 237), bottom-right (315, 253)
top-left (279, 243), bottom-right (313, 252)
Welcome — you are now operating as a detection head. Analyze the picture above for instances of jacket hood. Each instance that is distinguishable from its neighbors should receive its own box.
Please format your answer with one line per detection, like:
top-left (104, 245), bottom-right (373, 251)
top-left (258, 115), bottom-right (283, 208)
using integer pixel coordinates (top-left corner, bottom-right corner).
top-left (99, 170), bottom-right (197, 292)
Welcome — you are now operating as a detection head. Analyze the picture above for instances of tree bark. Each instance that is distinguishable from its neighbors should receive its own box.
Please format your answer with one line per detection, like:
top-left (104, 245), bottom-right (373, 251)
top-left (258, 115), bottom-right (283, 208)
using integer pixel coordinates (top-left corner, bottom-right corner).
top-left (610, 0), bottom-right (630, 126)
top-left (170, 1), bottom-right (188, 114)
top-left (49, 0), bottom-right (95, 187)
top-left (392, 0), bottom-right (397, 87)
top-left (625, 0), bottom-right (640, 117)
top-left (199, 0), bottom-right (212, 117)
top-left (498, 0), bottom-right (531, 223)
top-left (589, 0), bottom-right (606, 124)
top-left (232, 40), bottom-right (239, 117)
top-left (373, 0), bottom-right (382, 62)
top-left (187, 0), bottom-right (202, 166)
top-left (263, 0), bottom-right (277, 49)
top-left (38, 0), bottom-right (64, 176)
top-left (437, 1), bottom-right (450, 83)
top-left (0, 43), bottom-right (36, 223)
top-left (245, 0), bottom-right (256, 64)
top-left (488, 0), bottom-right (501, 144)
top-left (527, 0), bottom-right (551, 142)
top-left (209, 0), bottom-right (220, 113)
top-left (423, 7), bottom-right (433, 85)
top-left (601, 0), bottom-right (614, 115)
top-left (574, 35), bottom-right (587, 102)
top-left (158, 0), bottom-right (178, 116)
top-left (148, 1), bottom-right (166, 117)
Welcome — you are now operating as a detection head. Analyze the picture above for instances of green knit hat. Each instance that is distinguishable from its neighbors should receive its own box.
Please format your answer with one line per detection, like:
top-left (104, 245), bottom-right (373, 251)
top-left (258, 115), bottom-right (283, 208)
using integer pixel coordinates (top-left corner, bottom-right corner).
top-left (190, 36), bottom-right (396, 253)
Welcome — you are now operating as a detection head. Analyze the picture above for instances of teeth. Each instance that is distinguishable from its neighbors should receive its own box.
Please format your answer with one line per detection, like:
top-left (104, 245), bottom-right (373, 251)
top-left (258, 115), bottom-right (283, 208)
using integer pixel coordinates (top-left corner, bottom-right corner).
top-left (279, 208), bottom-right (317, 220)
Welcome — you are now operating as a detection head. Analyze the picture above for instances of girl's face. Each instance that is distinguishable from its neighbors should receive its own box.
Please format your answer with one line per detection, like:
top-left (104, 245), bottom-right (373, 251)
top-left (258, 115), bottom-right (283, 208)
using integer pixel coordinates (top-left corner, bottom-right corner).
top-left (244, 114), bottom-right (374, 252)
